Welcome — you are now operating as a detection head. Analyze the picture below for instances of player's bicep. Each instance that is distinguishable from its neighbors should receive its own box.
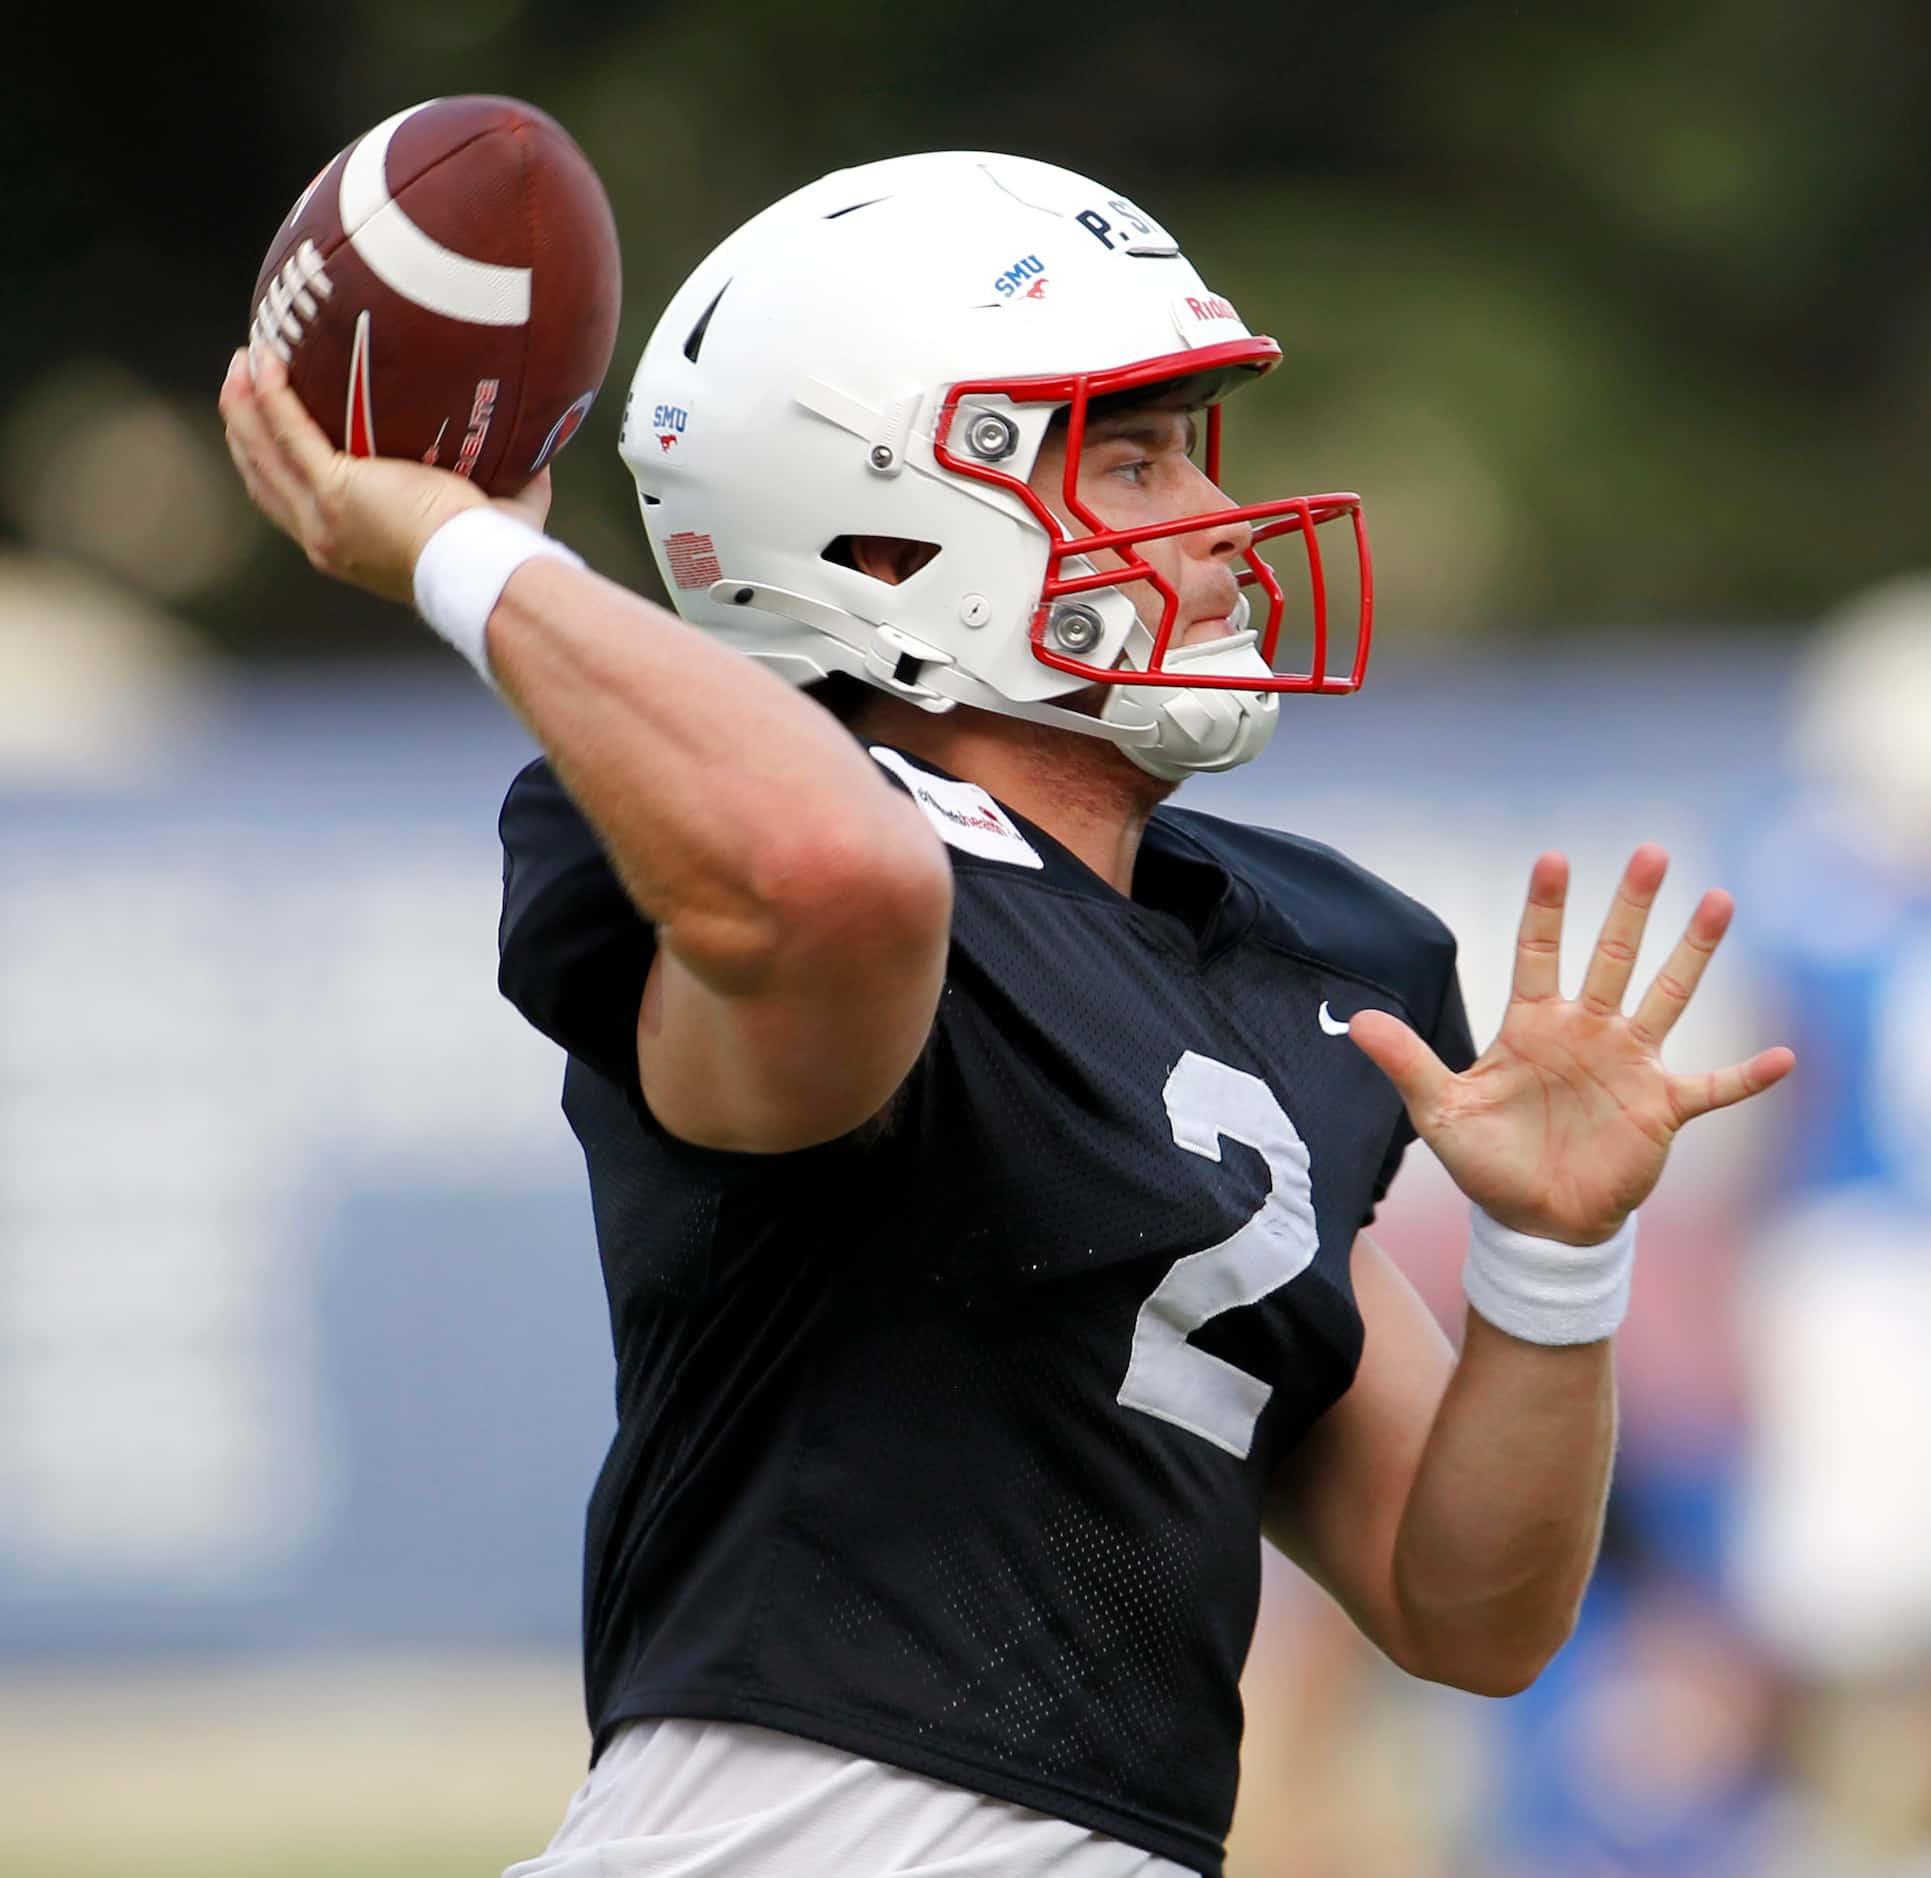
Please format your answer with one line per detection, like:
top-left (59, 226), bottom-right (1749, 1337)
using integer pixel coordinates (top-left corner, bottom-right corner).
top-left (1263, 1232), bottom-right (1453, 1668)
top-left (636, 873), bottom-right (948, 1153)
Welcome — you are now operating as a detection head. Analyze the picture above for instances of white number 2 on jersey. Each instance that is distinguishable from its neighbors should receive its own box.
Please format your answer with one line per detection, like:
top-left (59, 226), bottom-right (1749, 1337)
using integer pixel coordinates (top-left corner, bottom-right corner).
top-left (1116, 1050), bottom-right (1321, 1459)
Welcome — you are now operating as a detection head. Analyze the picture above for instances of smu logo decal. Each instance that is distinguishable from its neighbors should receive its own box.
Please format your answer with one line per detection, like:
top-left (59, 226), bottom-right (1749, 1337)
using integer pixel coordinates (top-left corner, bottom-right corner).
top-left (994, 255), bottom-right (1047, 299)
top-left (653, 402), bottom-right (688, 453)
top-left (530, 389), bottom-right (597, 472)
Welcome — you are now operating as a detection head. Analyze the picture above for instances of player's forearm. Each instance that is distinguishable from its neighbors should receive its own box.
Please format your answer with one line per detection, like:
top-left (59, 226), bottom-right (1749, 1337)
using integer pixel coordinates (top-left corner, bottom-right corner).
top-left (1389, 1311), bottom-right (1616, 1695)
top-left (486, 557), bottom-right (946, 987)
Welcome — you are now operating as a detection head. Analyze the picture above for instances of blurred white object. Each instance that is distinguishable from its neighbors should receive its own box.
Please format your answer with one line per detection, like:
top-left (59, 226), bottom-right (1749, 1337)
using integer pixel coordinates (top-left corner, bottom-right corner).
top-left (0, 360), bottom-right (252, 604)
top-left (1729, 1195), bottom-right (1931, 1676)
top-left (1727, 571), bottom-right (1931, 1676)
top-left (1787, 569), bottom-right (1931, 869)
top-left (0, 549), bottom-right (211, 784)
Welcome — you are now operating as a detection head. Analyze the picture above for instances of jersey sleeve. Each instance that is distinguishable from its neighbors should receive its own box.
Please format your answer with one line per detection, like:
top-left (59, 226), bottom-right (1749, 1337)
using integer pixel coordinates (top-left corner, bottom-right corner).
top-left (497, 756), bottom-right (657, 1100)
top-left (1365, 955), bottom-right (1476, 1220)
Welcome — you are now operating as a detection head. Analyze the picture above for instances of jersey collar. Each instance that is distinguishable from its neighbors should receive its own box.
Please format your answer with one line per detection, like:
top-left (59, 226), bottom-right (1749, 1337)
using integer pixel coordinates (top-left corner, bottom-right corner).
top-left (867, 742), bottom-right (1256, 956)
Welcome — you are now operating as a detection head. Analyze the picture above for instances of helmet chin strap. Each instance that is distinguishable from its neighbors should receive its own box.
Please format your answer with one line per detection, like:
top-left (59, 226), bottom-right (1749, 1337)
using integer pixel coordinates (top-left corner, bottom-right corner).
top-left (724, 576), bottom-right (1277, 778)
top-left (1099, 613), bottom-right (1281, 781)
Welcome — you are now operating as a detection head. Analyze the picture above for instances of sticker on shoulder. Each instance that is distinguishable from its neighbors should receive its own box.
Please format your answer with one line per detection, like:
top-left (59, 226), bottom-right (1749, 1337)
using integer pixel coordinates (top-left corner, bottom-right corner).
top-left (869, 747), bottom-right (1044, 869)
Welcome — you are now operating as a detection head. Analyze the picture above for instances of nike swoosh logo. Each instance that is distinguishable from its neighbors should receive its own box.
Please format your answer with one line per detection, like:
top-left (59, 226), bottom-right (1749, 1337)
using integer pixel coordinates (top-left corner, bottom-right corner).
top-left (1317, 1001), bottom-right (1352, 1037)
top-left (346, 309), bottom-right (376, 457)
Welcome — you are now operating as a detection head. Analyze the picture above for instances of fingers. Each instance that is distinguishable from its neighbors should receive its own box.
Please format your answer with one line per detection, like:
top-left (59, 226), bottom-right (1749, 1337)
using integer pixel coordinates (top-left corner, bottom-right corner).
top-left (1578, 844), bottom-right (1668, 1016)
top-left (1671, 1045), bottom-right (1797, 1122)
top-left (1630, 887), bottom-right (1732, 1045)
top-left (1510, 851), bottom-right (1568, 1004)
top-left (222, 417), bottom-right (295, 535)
top-left (248, 343), bottom-right (340, 487)
top-left (500, 466), bottom-right (554, 531)
top-left (221, 349), bottom-right (306, 532)
top-left (1347, 1008), bottom-right (1455, 1123)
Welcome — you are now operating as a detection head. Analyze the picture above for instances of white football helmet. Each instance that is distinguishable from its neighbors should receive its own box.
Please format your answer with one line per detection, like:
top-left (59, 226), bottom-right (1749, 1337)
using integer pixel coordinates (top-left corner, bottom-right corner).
top-left (618, 151), bottom-right (1372, 779)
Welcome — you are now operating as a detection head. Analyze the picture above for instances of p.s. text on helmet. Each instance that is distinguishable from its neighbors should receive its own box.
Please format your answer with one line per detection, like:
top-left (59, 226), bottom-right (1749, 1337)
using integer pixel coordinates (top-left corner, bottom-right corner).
top-left (1075, 197), bottom-right (1153, 251)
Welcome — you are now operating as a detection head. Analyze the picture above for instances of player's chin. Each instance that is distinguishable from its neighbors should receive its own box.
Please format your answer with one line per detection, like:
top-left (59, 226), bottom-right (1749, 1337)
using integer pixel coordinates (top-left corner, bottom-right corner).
top-left (1178, 615), bottom-right (1236, 647)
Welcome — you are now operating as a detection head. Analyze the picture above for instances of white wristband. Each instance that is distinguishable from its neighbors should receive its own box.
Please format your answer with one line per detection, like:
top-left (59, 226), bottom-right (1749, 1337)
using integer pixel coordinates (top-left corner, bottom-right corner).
top-left (411, 507), bottom-right (584, 685)
top-left (1462, 1204), bottom-right (1637, 1346)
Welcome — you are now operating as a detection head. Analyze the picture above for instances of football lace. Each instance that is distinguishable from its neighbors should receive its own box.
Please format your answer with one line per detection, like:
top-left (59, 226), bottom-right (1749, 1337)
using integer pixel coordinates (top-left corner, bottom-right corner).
top-left (249, 241), bottom-right (334, 362)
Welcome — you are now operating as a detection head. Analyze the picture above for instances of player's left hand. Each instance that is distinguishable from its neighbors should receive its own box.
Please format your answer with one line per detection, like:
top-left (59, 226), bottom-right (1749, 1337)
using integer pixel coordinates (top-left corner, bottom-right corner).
top-left (1347, 847), bottom-right (1796, 1245)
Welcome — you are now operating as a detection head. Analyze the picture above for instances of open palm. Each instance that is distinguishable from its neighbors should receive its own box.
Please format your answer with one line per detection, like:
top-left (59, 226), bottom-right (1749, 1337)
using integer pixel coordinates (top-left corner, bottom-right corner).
top-left (1349, 847), bottom-right (1796, 1246)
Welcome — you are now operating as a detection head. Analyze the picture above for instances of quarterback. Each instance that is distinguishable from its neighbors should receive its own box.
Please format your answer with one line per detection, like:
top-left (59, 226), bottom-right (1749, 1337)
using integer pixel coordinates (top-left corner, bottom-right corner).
top-left (219, 152), bottom-right (1794, 1878)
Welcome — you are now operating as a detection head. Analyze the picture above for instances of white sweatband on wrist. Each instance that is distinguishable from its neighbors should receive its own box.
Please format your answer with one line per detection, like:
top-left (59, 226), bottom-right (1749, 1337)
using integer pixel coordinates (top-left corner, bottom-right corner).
top-left (411, 507), bottom-right (585, 686)
top-left (1462, 1204), bottom-right (1637, 1345)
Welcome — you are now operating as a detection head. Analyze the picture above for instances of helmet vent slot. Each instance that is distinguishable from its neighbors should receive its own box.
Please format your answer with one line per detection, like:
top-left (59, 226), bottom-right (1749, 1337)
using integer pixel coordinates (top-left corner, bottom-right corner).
top-left (824, 198), bottom-right (886, 219)
top-left (683, 282), bottom-right (729, 363)
top-left (823, 536), bottom-right (941, 582)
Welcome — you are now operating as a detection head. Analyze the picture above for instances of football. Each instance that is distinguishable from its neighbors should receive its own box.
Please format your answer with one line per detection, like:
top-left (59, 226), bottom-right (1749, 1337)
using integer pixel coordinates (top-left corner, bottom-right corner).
top-left (247, 95), bottom-right (621, 495)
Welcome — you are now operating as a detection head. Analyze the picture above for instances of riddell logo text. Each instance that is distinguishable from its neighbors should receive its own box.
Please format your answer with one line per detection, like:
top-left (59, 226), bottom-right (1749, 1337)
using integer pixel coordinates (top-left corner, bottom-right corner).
top-left (917, 786), bottom-right (1006, 837)
top-left (1184, 295), bottom-right (1238, 322)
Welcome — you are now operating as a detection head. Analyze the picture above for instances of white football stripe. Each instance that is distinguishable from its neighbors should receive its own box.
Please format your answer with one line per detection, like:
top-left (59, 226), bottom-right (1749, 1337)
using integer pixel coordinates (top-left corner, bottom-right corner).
top-left (338, 101), bottom-right (532, 328)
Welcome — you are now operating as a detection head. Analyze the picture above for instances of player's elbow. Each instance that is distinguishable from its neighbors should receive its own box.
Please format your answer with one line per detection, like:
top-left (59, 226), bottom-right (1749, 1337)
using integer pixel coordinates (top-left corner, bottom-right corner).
top-left (1396, 1620), bottom-right (1569, 1699)
top-left (1431, 1650), bottom-right (1555, 1700)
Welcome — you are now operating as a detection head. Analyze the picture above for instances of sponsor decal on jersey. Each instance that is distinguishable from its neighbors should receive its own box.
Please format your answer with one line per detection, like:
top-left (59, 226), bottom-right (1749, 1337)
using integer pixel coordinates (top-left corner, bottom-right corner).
top-left (452, 378), bottom-right (499, 480)
top-left (530, 389), bottom-right (596, 472)
top-left (868, 747), bottom-right (1045, 869)
top-left (664, 530), bottom-right (721, 590)
top-left (653, 402), bottom-right (687, 454)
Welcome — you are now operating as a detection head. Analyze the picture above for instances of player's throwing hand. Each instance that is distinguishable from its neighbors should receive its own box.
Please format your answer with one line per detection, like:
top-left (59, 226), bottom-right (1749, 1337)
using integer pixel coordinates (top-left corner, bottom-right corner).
top-left (1347, 845), bottom-right (1796, 1246)
top-left (218, 346), bottom-right (550, 605)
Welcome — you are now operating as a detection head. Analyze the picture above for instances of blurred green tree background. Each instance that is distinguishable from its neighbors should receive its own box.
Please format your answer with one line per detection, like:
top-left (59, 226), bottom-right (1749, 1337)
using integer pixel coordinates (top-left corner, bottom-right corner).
top-left (6, 0), bottom-right (1926, 660)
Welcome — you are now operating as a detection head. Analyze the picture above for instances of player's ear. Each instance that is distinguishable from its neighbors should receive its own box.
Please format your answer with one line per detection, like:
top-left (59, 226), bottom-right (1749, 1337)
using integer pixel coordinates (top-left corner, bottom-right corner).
top-left (846, 536), bottom-right (941, 586)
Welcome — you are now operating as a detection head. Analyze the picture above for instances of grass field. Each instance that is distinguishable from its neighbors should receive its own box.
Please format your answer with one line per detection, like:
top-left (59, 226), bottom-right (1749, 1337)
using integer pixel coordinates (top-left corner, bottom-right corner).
top-left (0, 1651), bottom-right (589, 1877)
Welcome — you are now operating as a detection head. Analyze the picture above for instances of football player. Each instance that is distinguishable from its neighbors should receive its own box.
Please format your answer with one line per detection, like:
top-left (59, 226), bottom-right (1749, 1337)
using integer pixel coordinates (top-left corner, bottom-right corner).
top-left (219, 151), bottom-right (1795, 1878)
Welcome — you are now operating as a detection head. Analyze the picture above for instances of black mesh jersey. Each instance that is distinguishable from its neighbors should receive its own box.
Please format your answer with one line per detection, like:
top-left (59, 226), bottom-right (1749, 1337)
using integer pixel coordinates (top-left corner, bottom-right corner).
top-left (496, 743), bottom-right (1475, 1878)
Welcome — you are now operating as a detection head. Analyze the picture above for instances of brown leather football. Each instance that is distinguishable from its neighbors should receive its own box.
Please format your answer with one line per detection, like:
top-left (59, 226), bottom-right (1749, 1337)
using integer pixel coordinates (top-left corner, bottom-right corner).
top-left (247, 95), bottom-right (621, 495)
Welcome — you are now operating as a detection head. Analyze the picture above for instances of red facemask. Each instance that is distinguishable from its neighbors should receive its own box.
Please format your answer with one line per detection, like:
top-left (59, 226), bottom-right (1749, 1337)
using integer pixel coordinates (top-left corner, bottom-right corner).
top-left (933, 337), bottom-right (1374, 696)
